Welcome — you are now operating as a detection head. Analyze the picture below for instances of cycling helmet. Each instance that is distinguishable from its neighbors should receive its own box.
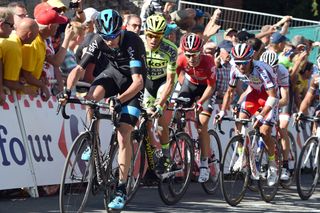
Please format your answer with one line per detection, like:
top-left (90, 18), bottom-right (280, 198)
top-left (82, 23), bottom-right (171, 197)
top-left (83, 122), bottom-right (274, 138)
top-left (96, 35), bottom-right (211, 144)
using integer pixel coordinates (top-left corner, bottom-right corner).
top-left (145, 14), bottom-right (167, 34)
top-left (181, 33), bottom-right (204, 52)
top-left (95, 9), bottom-right (122, 39)
top-left (260, 51), bottom-right (279, 67)
top-left (231, 43), bottom-right (254, 61)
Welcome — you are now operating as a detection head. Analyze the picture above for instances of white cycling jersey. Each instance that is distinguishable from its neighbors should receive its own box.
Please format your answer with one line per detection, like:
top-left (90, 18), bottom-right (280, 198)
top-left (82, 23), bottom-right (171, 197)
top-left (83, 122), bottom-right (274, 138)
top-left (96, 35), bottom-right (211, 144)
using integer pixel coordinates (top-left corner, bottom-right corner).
top-left (229, 60), bottom-right (278, 91)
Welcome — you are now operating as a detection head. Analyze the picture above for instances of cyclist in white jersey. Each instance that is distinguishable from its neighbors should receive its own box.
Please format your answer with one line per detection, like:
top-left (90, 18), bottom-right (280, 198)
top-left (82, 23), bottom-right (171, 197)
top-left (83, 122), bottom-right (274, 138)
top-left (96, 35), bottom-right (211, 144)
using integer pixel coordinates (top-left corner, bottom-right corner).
top-left (260, 50), bottom-right (291, 181)
top-left (216, 43), bottom-right (280, 186)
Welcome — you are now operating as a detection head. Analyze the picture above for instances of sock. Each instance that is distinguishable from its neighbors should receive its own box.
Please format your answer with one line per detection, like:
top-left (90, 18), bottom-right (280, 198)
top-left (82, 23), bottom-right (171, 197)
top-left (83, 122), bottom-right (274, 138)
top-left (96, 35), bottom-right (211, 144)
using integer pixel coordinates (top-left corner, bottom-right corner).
top-left (161, 143), bottom-right (170, 158)
top-left (283, 160), bottom-right (289, 169)
top-left (268, 154), bottom-right (275, 161)
top-left (200, 157), bottom-right (208, 168)
top-left (117, 180), bottom-right (127, 195)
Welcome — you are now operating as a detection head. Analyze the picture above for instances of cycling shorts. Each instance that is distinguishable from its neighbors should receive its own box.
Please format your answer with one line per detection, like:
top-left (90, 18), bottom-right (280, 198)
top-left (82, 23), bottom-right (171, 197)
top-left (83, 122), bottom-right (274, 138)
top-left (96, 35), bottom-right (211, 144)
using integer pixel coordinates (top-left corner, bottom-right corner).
top-left (91, 65), bottom-right (142, 126)
top-left (240, 89), bottom-right (278, 125)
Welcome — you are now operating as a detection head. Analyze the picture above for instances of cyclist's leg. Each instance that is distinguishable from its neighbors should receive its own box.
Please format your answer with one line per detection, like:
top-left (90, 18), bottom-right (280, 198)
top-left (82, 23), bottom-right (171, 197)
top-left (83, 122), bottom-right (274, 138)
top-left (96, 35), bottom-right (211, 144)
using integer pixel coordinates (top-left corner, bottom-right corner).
top-left (279, 111), bottom-right (291, 180)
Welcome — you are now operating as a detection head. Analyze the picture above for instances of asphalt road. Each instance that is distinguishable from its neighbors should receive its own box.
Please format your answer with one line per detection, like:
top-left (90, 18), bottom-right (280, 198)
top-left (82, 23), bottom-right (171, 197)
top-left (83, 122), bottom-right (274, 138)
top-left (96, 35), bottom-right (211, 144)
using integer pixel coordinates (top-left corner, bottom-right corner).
top-left (1, 182), bottom-right (320, 213)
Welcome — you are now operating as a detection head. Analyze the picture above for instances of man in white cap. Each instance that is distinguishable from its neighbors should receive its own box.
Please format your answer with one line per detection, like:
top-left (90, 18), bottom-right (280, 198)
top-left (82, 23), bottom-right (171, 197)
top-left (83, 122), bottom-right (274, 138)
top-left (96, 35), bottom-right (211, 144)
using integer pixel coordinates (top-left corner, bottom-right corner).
top-left (83, 7), bottom-right (99, 34)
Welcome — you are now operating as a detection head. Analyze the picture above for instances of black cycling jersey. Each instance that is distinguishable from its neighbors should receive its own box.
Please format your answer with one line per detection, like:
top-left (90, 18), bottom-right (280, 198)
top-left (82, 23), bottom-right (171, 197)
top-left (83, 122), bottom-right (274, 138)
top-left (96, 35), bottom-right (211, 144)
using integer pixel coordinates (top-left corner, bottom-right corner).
top-left (75, 33), bottom-right (108, 77)
top-left (79, 30), bottom-right (147, 80)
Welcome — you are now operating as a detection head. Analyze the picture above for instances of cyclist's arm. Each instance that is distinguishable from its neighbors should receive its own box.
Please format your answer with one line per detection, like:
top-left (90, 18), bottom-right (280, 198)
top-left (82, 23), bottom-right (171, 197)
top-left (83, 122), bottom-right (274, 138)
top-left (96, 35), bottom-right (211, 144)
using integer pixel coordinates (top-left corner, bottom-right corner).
top-left (66, 65), bottom-right (86, 90)
top-left (259, 87), bottom-right (277, 117)
top-left (279, 87), bottom-right (289, 107)
top-left (118, 73), bottom-right (144, 103)
top-left (158, 72), bottom-right (175, 107)
top-left (299, 77), bottom-right (317, 114)
top-left (221, 86), bottom-right (235, 112)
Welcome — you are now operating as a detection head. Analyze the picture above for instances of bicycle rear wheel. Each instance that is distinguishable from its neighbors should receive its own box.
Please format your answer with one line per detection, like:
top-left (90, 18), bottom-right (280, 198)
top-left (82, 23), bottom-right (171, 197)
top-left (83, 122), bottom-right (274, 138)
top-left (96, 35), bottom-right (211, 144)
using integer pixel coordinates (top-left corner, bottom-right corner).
top-left (158, 132), bottom-right (194, 205)
top-left (296, 136), bottom-right (319, 200)
top-left (280, 131), bottom-right (297, 189)
top-left (258, 137), bottom-right (282, 203)
top-left (220, 135), bottom-right (249, 206)
top-left (126, 130), bottom-right (146, 202)
top-left (201, 129), bottom-right (222, 194)
top-left (59, 132), bottom-right (93, 213)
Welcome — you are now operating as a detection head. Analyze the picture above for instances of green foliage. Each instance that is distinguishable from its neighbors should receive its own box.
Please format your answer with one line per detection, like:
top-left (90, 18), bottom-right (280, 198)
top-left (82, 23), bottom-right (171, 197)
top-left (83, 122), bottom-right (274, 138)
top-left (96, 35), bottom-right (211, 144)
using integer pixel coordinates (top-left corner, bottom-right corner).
top-left (312, 0), bottom-right (318, 16)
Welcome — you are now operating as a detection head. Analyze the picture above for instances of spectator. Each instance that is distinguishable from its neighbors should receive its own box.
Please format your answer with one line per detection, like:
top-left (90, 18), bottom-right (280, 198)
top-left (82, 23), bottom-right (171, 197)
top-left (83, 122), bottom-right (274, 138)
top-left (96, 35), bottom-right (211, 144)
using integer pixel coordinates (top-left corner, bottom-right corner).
top-left (83, 7), bottom-right (99, 34)
top-left (268, 31), bottom-right (288, 53)
top-left (47, 0), bottom-right (85, 22)
top-left (164, 23), bottom-right (178, 44)
top-left (224, 28), bottom-right (237, 44)
top-left (0, 7), bottom-right (14, 105)
top-left (194, 9), bottom-right (210, 27)
top-left (247, 37), bottom-right (264, 60)
top-left (257, 16), bottom-right (292, 46)
top-left (126, 14), bottom-right (142, 35)
top-left (2, 18), bottom-right (38, 96)
top-left (21, 2), bottom-right (68, 101)
top-left (60, 21), bottom-right (85, 77)
top-left (170, 8), bottom-right (196, 32)
top-left (7, 1), bottom-right (28, 29)
top-left (236, 30), bottom-right (255, 43)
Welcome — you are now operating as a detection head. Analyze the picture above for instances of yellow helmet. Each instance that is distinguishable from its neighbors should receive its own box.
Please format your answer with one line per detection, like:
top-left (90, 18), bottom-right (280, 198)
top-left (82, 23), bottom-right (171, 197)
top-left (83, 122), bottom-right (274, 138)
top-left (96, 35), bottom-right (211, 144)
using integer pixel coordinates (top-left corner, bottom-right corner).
top-left (145, 14), bottom-right (167, 34)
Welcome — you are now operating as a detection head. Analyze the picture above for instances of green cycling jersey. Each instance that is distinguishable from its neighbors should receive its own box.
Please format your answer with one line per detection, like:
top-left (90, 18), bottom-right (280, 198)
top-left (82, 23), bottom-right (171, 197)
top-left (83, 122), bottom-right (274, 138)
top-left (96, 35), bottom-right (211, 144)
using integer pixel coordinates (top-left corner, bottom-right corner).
top-left (141, 36), bottom-right (178, 80)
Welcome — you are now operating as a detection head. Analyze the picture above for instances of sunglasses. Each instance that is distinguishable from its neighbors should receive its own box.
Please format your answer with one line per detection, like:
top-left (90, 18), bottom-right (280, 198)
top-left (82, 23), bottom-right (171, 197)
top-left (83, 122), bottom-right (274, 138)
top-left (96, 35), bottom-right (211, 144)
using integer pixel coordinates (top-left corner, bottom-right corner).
top-left (235, 60), bottom-right (250, 66)
top-left (146, 33), bottom-right (163, 39)
top-left (15, 13), bottom-right (28, 18)
top-left (100, 31), bottom-right (121, 41)
top-left (184, 51), bottom-right (201, 58)
top-left (3, 21), bottom-right (14, 28)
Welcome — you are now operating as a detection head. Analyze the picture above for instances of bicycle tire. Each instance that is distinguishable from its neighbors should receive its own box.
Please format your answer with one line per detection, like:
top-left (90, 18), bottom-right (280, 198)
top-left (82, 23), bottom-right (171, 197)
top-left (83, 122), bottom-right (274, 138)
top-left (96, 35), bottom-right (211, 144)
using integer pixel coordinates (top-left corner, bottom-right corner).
top-left (220, 134), bottom-right (249, 206)
top-left (280, 130), bottom-right (297, 189)
top-left (258, 136), bottom-right (282, 203)
top-left (59, 132), bottom-right (94, 213)
top-left (103, 139), bottom-right (120, 212)
top-left (126, 130), bottom-right (146, 202)
top-left (201, 129), bottom-right (222, 195)
top-left (246, 130), bottom-right (259, 193)
top-left (158, 132), bottom-right (194, 205)
top-left (296, 136), bottom-right (319, 200)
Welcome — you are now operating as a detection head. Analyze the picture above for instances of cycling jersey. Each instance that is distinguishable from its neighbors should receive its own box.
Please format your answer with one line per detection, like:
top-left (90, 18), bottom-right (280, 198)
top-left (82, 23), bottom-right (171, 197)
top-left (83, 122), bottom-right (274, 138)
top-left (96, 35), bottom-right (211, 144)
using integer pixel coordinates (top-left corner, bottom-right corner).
top-left (229, 60), bottom-right (277, 92)
top-left (275, 64), bottom-right (289, 88)
top-left (141, 36), bottom-right (178, 80)
top-left (79, 31), bottom-right (146, 79)
top-left (176, 54), bottom-right (216, 86)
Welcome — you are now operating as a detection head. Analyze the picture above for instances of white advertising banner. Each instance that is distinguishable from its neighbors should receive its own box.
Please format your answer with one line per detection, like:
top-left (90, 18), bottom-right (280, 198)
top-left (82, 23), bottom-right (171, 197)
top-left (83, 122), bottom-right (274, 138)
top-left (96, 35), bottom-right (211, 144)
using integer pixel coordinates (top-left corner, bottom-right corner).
top-left (0, 95), bottom-right (34, 189)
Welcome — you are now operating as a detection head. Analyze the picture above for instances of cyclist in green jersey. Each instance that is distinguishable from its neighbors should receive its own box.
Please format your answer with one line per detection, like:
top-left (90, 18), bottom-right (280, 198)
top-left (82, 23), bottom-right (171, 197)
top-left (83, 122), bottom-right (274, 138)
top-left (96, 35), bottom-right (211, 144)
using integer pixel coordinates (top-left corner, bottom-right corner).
top-left (141, 14), bottom-right (178, 174)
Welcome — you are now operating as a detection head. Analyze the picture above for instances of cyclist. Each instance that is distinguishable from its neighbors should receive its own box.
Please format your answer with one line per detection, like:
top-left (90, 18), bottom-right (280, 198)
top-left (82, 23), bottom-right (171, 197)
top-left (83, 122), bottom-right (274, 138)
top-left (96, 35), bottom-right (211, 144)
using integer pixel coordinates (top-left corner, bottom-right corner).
top-left (141, 14), bottom-right (178, 175)
top-left (297, 55), bottom-right (320, 120)
top-left (216, 43), bottom-right (279, 186)
top-left (176, 33), bottom-right (216, 182)
top-left (60, 9), bottom-right (146, 210)
top-left (260, 50), bottom-right (291, 181)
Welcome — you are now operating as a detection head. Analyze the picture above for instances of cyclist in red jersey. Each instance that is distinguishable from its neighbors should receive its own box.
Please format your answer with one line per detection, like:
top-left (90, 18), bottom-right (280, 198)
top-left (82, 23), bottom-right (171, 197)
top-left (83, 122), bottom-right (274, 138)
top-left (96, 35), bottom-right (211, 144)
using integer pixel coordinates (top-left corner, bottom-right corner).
top-left (176, 33), bottom-right (216, 182)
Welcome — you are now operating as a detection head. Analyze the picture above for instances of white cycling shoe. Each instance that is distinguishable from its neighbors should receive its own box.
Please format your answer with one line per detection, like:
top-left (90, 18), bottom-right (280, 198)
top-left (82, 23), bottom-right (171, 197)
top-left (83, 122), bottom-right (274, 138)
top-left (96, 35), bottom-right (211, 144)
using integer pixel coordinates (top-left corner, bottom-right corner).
top-left (198, 167), bottom-right (210, 183)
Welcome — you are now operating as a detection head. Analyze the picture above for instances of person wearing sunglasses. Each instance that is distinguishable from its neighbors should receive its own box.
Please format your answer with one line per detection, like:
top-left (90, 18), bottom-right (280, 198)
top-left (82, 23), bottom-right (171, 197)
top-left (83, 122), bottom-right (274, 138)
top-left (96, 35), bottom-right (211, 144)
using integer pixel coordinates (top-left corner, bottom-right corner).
top-left (62, 9), bottom-right (146, 210)
top-left (176, 33), bottom-right (216, 183)
top-left (216, 43), bottom-right (280, 186)
top-left (141, 14), bottom-right (178, 175)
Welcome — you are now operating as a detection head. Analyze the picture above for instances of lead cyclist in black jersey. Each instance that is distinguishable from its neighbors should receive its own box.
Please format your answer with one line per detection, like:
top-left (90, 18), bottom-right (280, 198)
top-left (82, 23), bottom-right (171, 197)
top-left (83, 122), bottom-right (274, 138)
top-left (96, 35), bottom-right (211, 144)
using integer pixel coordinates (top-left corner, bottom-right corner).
top-left (59, 9), bottom-right (147, 210)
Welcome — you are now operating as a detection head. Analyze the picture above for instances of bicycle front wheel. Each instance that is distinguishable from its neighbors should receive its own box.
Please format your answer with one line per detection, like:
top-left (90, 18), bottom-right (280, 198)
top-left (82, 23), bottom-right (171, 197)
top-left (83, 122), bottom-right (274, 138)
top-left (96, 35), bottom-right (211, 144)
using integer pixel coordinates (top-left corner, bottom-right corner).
top-left (59, 132), bottom-right (93, 213)
top-left (258, 136), bottom-right (282, 203)
top-left (158, 132), bottom-right (194, 205)
top-left (201, 129), bottom-right (222, 194)
top-left (126, 130), bottom-right (146, 202)
top-left (220, 135), bottom-right (249, 206)
top-left (296, 136), bottom-right (320, 200)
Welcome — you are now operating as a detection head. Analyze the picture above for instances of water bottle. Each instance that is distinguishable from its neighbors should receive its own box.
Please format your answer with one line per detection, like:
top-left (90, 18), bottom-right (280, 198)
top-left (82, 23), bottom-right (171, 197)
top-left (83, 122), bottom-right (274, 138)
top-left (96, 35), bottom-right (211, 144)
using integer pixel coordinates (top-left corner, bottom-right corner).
top-left (257, 137), bottom-right (264, 154)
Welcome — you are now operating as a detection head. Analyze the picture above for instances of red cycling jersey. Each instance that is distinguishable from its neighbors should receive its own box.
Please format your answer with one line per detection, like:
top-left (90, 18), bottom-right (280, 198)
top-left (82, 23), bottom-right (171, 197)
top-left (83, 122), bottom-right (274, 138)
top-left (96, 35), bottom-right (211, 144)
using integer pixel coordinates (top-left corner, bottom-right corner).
top-left (176, 54), bottom-right (216, 86)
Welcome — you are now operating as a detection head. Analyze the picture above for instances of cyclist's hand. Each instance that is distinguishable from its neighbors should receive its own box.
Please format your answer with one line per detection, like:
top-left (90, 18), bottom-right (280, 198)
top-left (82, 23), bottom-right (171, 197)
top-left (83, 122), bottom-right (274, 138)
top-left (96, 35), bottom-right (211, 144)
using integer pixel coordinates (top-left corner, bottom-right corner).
top-left (214, 111), bottom-right (225, 123)
top-left (109, 96), bottom-right (122, 113)
top-left (196, 101), bottom-right (203, 112)
top-left (253, 114), bottom-right (264, 129)
top-left (232, 104), bottom-right (240, 116)
top-left (152, 105), bottom-right (163, 118)
top-left (57, 87), bottom-right (71, 106)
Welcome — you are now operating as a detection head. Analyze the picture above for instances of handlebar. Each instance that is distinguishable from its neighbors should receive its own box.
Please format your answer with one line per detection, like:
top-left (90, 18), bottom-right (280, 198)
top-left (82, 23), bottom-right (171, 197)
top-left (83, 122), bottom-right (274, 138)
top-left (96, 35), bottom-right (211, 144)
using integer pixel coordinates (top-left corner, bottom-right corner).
top-left (57, 97), bottom-right (114, 122)
top-left (215, 116), bottom-right (253, 135)
top-left (292, 113), bottom-right (320, 132)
